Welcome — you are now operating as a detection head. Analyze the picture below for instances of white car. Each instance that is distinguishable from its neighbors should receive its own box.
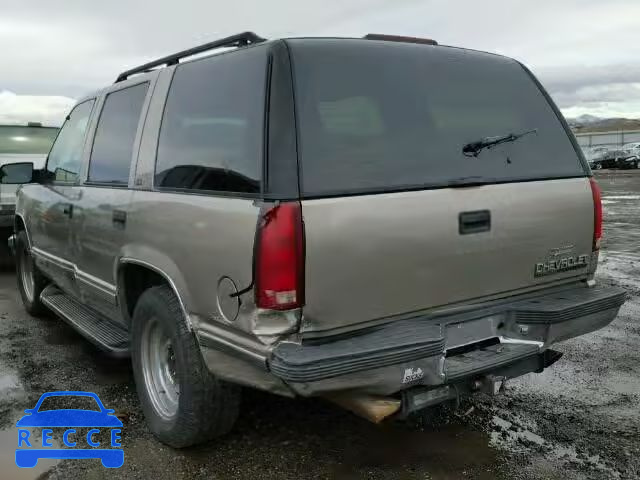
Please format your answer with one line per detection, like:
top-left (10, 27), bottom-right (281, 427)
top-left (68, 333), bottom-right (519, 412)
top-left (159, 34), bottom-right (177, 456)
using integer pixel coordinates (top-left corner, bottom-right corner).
top-left (622, 142), bottom-right (640, 155)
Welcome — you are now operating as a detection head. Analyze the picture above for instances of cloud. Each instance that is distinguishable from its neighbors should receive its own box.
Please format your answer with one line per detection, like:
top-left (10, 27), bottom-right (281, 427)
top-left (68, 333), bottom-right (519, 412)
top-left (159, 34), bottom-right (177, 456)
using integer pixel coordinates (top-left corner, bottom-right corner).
top-left (2, 0), bottom-right (640, 119)
top-left (0, 91), bottom-right (74, 126)
top-left (535, 65), bottom-right (640, 117)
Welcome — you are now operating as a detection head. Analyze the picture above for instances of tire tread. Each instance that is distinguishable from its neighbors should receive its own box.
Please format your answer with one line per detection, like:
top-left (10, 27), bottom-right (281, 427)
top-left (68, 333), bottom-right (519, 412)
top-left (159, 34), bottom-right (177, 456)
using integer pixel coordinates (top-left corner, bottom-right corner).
top-left (132, 284), bottom-right (240, 448)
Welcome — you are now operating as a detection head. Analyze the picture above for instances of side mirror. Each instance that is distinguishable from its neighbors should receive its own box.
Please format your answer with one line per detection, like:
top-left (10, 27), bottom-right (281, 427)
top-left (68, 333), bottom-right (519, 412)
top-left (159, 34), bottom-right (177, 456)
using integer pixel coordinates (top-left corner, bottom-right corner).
top-left (0, 162), bottom-right (34, 184)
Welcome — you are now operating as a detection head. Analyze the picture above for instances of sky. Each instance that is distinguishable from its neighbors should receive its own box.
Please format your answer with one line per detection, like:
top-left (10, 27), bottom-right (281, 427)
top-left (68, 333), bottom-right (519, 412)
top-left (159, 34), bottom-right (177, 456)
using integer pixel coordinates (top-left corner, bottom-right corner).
top-left (2, 0), bottom-right (640, 126)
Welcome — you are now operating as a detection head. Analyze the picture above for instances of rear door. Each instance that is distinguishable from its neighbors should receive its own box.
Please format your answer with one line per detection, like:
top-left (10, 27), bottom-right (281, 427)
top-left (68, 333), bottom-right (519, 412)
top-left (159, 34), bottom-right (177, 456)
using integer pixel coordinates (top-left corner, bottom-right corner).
top-left (73, 80), bottom-right (151, 321)
top-left (287, 40), bottom-right (593, 335)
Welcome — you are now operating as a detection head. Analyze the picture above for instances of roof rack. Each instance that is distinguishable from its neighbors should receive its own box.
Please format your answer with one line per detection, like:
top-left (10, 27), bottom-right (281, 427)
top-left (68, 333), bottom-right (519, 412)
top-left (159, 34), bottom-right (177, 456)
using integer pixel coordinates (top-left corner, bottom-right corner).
top-left (115, 31), bottom-right (267, 83)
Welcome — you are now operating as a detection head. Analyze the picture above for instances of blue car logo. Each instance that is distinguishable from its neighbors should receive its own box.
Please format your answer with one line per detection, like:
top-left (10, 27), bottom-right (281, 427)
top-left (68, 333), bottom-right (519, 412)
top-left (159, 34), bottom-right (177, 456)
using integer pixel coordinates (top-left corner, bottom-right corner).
top-left (15, 391), bottom-right (123, 468)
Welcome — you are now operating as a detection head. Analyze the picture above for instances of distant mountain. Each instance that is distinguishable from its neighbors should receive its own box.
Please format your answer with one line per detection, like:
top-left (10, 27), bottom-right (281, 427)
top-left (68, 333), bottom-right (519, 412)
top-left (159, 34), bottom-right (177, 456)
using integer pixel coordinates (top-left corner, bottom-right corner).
top-left (571, 114), bottom-right (602, 124)
top-left (566, 116), bottom-right (640, 133)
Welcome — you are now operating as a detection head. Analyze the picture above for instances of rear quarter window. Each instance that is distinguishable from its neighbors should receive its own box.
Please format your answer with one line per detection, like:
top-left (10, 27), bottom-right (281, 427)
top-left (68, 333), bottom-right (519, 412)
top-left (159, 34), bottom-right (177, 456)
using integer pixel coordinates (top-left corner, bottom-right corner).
top-left (288, 39), bottom-right (585, 197)
top-left (155, 45), bottom-right (268, 195)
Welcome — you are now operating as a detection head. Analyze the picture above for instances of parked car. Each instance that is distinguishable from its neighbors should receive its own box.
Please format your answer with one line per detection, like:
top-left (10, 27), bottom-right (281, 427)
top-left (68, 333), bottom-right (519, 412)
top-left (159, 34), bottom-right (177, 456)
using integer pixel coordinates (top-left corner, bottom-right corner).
top-left (589, 148), bottom-right (639, 170)
top-left (0, 124), bottom-right (58, 226)
top-left (622, 142), bottom-right (640, 155)
top-left (582, 146), bottom-right (608, 162)
top-left (621, 142), bottom-right (640, 168)
top-left (6, 32), bottom-right (626, 448)
top-left (616, 154), bottom-right (640, 169)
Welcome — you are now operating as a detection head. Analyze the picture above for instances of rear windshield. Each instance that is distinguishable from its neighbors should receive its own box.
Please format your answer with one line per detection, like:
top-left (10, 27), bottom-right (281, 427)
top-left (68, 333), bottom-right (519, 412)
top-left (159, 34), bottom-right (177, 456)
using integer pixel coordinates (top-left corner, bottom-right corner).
top-left (289, 40), bottom-right (585, 196)
top-left (0, 126), bottom-right (59, 155)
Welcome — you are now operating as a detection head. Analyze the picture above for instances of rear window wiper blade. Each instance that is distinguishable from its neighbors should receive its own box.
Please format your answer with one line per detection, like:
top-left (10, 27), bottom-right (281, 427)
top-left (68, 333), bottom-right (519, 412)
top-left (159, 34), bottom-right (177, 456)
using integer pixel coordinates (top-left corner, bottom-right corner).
top-left (462, 129), bottom-right (538, 158)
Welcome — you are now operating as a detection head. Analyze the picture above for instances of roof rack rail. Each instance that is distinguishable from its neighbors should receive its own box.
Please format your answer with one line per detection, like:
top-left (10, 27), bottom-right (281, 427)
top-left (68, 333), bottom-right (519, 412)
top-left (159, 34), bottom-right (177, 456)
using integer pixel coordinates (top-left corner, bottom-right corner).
top-left (115, 31), bottom-right (267, 83)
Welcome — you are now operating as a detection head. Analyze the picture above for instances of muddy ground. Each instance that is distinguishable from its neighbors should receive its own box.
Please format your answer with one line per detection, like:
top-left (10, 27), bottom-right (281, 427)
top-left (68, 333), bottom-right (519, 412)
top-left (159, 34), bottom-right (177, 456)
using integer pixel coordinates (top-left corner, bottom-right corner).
top-left (0, 171), bottom-right (637, 480)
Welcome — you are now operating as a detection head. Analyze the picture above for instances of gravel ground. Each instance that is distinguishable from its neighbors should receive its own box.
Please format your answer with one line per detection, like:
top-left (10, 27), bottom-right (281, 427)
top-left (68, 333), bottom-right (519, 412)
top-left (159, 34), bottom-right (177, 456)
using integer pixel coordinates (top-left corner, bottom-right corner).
top-left (0, 170), bottom-right (637, 480)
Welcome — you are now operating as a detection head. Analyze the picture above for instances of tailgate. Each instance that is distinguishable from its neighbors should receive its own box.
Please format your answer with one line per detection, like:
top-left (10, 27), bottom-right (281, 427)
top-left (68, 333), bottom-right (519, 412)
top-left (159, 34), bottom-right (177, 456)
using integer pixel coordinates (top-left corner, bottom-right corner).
top-left (301, 178), bottom-right (594, 334)
top-left (286, 39), bottom-right (593, 335)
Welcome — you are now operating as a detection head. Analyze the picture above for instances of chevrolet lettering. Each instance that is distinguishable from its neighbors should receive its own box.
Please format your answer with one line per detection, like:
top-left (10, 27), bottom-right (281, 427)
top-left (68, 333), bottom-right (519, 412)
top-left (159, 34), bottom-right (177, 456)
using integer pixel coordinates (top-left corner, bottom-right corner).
top-left (534, 254), bottom-right (590, 277)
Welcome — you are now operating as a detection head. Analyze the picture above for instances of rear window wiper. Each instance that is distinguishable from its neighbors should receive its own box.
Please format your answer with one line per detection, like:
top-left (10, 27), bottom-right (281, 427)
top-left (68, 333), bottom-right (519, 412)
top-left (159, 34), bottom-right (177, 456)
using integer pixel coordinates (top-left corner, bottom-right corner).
top-left (462, 129), bottom-right (538, 158)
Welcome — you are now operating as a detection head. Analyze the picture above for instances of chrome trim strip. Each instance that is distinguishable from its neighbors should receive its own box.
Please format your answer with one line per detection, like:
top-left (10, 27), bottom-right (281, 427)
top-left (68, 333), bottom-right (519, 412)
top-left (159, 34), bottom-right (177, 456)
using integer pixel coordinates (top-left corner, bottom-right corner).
top-left (118, 257), bottom-right (193, 331)
top-left (498, 336), bottom-right (544, 349)
top-left (76, 270), bottom-right (117, 298)
top-left (31, 247), bottom-right (117, 302)
top-left (31, 247), bottom-right (75, 271)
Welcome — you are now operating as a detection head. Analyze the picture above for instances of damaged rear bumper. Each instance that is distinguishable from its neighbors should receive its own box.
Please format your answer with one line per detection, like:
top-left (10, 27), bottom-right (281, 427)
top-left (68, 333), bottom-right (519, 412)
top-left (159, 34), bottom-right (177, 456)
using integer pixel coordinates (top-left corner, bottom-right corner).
top-left (268, 284), bottom-right (626, 397)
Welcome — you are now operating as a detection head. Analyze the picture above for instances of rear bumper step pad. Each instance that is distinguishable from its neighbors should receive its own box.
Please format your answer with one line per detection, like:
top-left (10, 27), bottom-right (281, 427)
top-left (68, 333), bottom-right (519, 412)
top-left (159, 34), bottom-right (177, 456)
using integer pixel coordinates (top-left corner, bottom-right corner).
top-left (512, 285), bottom-right (626, 324)
top-left (445, 343), bottom-right (539, 381)
top-left (270, 285), bottom-right (625, 383)
top-left (270, 322), bottom-right (444, 382)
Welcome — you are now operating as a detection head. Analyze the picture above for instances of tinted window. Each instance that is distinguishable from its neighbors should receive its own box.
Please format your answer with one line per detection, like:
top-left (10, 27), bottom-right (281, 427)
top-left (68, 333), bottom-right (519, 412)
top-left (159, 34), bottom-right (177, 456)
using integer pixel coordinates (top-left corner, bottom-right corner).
top-left (45, 100), bottom-right (94, 183)
top-left (0, 126), bottom-right (58, 154)
top-left (155, 46), bottom-right (267, 194)
top-left (289, 40), bottom-right (585, 196)
top-left (89, 83), bottom-right (148, 184)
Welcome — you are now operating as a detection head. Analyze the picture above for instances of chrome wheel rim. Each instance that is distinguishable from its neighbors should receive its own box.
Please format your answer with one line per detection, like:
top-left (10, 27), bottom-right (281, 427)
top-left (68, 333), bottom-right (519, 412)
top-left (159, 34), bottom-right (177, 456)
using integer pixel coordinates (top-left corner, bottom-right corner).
top-left (20, 249), bottom-right (35, 303)
top-left (140, 318), bottom-right (179, 420)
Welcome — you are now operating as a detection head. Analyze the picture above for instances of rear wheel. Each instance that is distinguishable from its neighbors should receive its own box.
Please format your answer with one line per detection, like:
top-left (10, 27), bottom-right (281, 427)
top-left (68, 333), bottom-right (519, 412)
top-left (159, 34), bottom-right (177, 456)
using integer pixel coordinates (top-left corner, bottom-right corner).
top-left (131, 285), bottom-right (240, 448)
top-left (15, 231), bottom-right (48, 316)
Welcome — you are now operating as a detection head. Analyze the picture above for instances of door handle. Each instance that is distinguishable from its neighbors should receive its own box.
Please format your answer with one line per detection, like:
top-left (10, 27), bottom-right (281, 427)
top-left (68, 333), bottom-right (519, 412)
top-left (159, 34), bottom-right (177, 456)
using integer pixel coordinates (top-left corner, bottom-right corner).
top-left (62, 204), bottom-right (73, 218)
top-left (112, 210), bottom-right (127, 226)
top-left (459, 210), bottom-right (491, 235)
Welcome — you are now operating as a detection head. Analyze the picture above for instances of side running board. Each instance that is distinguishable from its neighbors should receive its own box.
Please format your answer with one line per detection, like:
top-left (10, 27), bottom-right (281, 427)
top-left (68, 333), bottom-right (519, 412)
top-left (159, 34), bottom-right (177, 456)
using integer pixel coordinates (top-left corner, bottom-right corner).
top-left (40, 285), bottom-right (130, 357)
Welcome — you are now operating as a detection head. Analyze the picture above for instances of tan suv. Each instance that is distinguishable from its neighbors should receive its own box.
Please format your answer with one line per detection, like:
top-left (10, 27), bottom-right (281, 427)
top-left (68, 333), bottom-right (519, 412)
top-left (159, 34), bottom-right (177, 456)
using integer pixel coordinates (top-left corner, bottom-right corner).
top-left (5, 32), bottom-right (626, 447)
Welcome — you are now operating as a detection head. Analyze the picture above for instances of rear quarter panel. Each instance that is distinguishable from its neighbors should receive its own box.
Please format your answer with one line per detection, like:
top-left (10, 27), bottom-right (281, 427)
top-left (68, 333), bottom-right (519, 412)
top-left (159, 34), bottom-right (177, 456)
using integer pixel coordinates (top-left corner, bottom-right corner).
top-left (124, 191), bottom-right (260, 332)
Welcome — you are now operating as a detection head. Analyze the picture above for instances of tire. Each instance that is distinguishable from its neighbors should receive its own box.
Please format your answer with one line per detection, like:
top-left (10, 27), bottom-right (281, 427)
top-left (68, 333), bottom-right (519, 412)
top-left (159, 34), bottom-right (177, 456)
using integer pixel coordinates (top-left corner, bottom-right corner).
top-left (0, 226), bottom-right (15, 270)
top-left (131, 285), bottom-right (240, 448)
top-left (15, 231), bottom-right (48, 316)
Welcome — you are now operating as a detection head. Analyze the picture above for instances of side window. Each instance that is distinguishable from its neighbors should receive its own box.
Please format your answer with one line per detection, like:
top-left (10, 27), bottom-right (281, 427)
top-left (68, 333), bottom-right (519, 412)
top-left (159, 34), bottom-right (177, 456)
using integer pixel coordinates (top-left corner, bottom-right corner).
top-left (88, 83), bottom-right (149, 184)
top-left (155, 46), bottom-right (267, 194)
top-left (45, 100), bottom-right (95, 183)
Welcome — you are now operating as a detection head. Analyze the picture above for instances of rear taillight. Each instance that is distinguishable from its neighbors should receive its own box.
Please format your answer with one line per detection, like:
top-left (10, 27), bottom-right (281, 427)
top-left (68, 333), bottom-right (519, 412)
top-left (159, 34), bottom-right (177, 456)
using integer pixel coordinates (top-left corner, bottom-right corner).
top-left (255, 202), bottom-right (304, 310)
top-left (590, 177), bottom-right (603, 251)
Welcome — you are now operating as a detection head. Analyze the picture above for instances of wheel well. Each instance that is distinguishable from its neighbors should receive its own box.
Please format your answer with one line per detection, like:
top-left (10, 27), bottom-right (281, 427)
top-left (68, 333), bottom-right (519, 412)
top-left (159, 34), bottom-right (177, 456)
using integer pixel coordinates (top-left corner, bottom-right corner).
top-left (119, 263), bottom-right (167, 318)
